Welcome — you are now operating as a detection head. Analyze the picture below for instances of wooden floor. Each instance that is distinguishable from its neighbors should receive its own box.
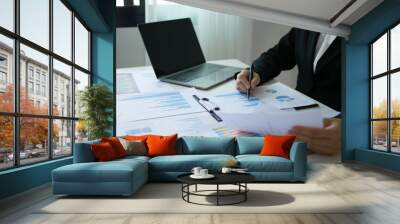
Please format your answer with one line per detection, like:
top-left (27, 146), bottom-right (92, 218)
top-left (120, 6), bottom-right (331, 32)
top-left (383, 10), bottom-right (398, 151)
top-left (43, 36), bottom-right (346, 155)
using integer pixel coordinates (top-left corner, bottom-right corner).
top-left (1, 160), bottom-right (400, 224)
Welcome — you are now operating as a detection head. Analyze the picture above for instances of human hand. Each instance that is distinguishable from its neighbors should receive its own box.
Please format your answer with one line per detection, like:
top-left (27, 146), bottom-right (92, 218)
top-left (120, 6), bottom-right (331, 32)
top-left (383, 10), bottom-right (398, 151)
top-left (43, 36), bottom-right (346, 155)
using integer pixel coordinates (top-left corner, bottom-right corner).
top-left (236, 69), bottom-right (260, 93)
top-left (288, 118), bottom-right (341, 156)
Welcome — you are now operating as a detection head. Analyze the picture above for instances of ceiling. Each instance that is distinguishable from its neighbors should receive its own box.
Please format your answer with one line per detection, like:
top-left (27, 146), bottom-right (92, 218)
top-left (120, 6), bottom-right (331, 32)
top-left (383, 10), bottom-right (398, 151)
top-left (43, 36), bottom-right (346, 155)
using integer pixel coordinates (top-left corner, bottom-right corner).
top-left (168, 0), bottom-right (384, 37)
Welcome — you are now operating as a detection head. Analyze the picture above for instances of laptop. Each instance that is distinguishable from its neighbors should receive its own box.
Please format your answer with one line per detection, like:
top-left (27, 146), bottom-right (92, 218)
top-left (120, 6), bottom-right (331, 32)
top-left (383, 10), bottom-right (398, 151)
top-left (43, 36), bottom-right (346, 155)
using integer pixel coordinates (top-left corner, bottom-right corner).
top-left (138, 18), bottom-right (241, 90)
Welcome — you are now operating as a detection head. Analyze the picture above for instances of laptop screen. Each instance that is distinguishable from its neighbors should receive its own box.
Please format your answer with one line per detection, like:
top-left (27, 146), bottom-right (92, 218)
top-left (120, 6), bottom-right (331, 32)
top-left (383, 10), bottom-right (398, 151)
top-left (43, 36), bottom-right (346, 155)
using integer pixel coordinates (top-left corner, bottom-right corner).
top-left (138, 18), bottom-right (206, 78)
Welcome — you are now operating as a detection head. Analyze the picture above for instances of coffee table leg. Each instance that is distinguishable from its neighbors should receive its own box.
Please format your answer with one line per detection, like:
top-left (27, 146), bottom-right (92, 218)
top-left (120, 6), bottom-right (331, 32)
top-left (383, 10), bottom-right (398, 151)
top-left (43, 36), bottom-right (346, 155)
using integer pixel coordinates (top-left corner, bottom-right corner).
top-left (245, 183), bottom-right (247, 201)
top-left (216, 184), bottom-right (219, 206)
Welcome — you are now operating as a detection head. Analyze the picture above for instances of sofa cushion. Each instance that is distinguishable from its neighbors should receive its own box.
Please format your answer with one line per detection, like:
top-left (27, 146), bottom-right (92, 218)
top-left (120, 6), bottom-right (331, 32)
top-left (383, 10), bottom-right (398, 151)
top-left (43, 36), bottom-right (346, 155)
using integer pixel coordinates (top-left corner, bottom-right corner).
top-left (236, 137), bottom-right (263, 155)
top-left (236, 155), bottom-right (293, 172)
top-left (149, 154), bottom-right (235, 172)
top-left (91, 142), bottom-right (118, 161)
top-left (101, 137), bottom-right (127, 158)
top-left (119, 138), bottom-right (147, 156)
top-left (53, 158), bottom-right (147, 183)
top-left (147, 134), bottom-right (178, 157)
top-left (259, 135), bottom-right (296, 159)
top-left (178, 136), bottom-right (235, 155)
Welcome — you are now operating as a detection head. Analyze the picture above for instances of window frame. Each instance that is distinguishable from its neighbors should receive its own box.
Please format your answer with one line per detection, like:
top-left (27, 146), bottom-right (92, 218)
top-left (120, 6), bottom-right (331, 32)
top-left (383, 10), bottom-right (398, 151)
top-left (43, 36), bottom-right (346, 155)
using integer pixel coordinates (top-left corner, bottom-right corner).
top-left (116, 0), bottom-right (145, 27)
top-left (0, 0), bottom-right (92, 171)
top-left (370, 20), bottom-right (400, 154)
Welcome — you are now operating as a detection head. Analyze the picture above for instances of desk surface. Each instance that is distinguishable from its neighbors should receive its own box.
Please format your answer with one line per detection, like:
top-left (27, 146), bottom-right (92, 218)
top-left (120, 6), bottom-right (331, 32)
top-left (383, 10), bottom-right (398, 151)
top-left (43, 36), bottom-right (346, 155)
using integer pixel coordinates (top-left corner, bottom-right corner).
top-left (116, 59), bottom-right (337, 137)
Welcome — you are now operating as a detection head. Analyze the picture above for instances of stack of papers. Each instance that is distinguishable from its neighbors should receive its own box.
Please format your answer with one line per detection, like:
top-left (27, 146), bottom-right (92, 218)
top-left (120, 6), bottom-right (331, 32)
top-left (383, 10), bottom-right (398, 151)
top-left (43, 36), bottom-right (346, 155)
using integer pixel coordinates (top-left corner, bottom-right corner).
top-left (116, 67), bottom-right (338, 137)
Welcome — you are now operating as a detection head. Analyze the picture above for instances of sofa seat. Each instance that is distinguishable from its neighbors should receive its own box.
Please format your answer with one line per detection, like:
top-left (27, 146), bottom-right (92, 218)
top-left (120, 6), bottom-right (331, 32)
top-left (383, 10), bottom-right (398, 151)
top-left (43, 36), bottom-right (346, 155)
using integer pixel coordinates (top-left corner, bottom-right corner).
top-left (148, 154), bottom-right (235, 181)
top-left (52, 157), bottom-right (148, 196)
top-left (236, 155), bottom-right (293, 172)
top-left (149, 154), bottom-right (235, 172)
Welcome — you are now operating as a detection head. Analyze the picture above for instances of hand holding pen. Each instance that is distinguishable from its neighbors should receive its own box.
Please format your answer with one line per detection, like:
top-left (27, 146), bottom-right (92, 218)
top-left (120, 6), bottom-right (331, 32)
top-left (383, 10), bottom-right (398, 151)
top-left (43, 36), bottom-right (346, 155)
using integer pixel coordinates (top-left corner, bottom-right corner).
top-left (247, 65), bottom-right (253, 99)
top-left (235, 65), bottom-right (261, 97)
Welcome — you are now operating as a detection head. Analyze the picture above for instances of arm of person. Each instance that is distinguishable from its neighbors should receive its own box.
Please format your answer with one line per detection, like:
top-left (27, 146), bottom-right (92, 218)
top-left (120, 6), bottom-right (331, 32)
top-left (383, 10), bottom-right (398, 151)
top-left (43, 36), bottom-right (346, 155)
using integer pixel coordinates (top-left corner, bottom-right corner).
top-left (236, 28), bottom-right (297, 93)
top-left (288, 118), bottom-right (341, 156)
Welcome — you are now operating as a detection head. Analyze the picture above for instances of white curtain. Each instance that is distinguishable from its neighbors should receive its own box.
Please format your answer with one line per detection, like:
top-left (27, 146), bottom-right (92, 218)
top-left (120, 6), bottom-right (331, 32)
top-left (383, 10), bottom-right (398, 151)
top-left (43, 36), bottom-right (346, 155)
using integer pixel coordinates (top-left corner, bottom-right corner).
top-left (145, 0), bottom-right (253, 65)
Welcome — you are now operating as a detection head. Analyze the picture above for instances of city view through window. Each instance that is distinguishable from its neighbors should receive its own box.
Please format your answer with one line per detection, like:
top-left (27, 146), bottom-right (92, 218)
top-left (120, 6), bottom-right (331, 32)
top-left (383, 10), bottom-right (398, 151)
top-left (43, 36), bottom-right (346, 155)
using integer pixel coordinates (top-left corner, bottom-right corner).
top-left (0, 0), bottom-right (91, 170)
top-left (371, 23), bottom-right (400, 153)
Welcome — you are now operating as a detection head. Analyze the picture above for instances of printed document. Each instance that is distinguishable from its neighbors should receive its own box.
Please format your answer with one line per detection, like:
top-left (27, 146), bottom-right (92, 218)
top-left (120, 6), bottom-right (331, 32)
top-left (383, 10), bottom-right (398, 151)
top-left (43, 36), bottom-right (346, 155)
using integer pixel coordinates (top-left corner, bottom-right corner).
top-left (117, 89), bottom-right (205, 121)
top-left (220, 109), bottom-right (323, 136)
top-left (255, 82), bottom-right (316, 109)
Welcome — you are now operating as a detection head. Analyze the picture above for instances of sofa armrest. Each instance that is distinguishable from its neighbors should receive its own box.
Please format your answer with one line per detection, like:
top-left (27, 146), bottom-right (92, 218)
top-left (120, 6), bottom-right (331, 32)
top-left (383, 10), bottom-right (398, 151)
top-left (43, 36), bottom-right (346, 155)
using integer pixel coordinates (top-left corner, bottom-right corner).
top-left (289, 141), bottom-right (307, 181)
top-left (74, 142), bottom-right (98, 163)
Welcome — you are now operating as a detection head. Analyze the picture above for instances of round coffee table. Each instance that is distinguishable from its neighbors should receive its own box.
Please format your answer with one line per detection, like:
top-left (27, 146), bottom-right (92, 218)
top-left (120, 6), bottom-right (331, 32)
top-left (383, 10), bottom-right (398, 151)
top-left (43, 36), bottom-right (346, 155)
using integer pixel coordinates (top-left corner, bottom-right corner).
top-left (177, 173), bottom-right (255, 206)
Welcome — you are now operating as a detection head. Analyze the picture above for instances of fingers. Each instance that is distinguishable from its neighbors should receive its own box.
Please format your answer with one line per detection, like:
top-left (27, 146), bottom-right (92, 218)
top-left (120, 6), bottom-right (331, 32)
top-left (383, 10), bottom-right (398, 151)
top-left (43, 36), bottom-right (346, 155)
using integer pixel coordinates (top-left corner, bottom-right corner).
top-left (236, 70), bottom-right (250, 93)
top-left (236, 81), bottom-right (248, 93)
top-left (250, 73), bottom-right (260, 90)
top-left (289, 126), bottom-right (331, 139)
top-left (289, 124), bottom-right (341, 155)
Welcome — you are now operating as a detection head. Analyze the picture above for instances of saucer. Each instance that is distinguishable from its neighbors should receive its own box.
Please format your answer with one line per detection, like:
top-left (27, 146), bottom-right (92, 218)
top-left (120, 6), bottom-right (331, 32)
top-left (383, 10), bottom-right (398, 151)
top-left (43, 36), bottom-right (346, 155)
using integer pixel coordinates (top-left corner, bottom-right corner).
top-left (190, 174), bottom-right (215, 179)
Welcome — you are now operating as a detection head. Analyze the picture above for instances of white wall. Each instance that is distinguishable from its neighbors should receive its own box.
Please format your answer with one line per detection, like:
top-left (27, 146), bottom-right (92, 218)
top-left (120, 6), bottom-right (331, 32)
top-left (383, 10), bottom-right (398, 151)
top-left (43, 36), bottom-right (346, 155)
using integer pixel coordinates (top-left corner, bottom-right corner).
top-left (116, 27), bottom-right (146, 68)
top-left (116, 20), bottom-right (298, 88)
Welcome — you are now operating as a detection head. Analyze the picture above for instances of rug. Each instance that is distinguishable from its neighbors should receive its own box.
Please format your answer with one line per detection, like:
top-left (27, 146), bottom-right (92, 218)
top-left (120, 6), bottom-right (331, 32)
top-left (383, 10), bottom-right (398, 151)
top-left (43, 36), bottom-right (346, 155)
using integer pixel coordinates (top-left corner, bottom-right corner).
top-left (38, 183), bottom-right (362, 214)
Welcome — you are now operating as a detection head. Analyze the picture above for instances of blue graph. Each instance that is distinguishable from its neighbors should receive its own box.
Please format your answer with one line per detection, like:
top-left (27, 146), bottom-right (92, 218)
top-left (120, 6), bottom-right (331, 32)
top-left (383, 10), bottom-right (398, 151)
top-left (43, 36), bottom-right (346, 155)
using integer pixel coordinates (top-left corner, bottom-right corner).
top-left (120, 92), bottom-right (191, 111)
top-left (265, 89), bottom-right (277, 94)
top-left (275, 95), bottom-right (295, 102)
top-left (213, 92), bottom-right (260, 108)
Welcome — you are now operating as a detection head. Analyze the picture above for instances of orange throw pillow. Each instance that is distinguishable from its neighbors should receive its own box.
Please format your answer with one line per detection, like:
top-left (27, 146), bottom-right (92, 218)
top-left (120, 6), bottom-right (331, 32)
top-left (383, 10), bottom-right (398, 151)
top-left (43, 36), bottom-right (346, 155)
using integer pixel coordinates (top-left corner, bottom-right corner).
top-left (146, 134), bottom-right (178, 157)
top-left (124, 135), bottom-right (149, 141)
top-left (91, 142), bottom-right (117, 162)
top-left (101, 137), bottom-right (126, 158)
top-left (259, 135), bottom-right (296, 159)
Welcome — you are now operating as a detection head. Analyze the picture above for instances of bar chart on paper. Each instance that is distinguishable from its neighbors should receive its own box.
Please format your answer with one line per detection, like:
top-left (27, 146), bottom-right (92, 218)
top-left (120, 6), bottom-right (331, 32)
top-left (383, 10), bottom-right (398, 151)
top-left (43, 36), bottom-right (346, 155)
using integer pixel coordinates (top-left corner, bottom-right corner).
top-left (199, 90), bottom-right (265, 113)
top-left (117, 90), bottom-right (205, 122)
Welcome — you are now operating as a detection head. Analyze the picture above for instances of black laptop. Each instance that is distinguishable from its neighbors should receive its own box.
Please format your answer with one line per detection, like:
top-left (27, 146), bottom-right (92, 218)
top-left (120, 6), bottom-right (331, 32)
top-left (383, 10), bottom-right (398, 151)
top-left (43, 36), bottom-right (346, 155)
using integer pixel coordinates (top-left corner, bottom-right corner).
top-left (138, 18), bottom-right (241, 90)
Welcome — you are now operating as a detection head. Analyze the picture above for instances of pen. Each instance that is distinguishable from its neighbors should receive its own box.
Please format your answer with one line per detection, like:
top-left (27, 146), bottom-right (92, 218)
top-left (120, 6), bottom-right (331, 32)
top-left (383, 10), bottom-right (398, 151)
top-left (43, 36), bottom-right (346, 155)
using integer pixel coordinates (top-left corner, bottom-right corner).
top-left (294, 103), bottom-right (319, 111)
top-left (247, 65), bottom-right (253, 100)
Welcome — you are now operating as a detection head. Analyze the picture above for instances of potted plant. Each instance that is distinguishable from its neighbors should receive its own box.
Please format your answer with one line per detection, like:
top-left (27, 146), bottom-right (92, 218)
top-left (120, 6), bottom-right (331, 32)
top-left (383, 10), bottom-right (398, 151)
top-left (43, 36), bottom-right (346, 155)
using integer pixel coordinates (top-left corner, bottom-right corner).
top-left (79, 84), bottom-right (113, 140)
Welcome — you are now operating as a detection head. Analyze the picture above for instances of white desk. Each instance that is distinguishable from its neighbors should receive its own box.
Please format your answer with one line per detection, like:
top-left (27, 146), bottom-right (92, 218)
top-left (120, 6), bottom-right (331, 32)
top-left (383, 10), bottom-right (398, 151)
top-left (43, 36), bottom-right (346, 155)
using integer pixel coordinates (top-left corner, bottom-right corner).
top-left (116, 59), bottom-right (338, 136)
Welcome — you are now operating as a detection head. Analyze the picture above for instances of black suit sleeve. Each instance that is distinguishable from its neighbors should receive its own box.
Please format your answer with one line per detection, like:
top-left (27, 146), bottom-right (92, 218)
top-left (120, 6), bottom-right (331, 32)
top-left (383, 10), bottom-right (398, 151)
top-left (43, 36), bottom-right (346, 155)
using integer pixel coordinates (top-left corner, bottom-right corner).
top-left (252, 28), bottom-right (297, 85)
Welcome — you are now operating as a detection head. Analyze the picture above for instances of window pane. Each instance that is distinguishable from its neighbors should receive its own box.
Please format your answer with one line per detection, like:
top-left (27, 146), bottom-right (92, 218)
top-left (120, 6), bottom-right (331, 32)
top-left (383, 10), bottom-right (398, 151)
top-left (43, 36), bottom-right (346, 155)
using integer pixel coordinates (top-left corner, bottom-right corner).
top-left (20, 0), bottom-right (49, 49)
top-left (0, 116), bottom-right (14, 170)
top-left (391, 120), bottom-right (400, 153)
top-left (53, 59), bottom-right (72, 117)
top-left (372, 33), bottom-right (387, 76)
top-left (75, 120), bottom-right (88, 143)
top-left (391, 24), bottom-right (400, 70)
top-left (53, 119), bottom-right (72, 158)
top-left (372, 121), bottom-right (388, 151)
top-left (391, 72), bottom-right (400, 118)
top-left (20, 117), bottom-right (49, 165)
top-left (53, 0), bottom-right (72, 60)
top-left (75, 18), bottom-right (89, 70)
top-left (20, 44), bottom-right (49, 115)
top-left (74, 69), bottom-right (89, 118)
top-left (0, 0), bottom-right (14, 31)
top-left (0, 35), bottom-right (14, 112)
top-left (372, 77), bottom-right (387, 119)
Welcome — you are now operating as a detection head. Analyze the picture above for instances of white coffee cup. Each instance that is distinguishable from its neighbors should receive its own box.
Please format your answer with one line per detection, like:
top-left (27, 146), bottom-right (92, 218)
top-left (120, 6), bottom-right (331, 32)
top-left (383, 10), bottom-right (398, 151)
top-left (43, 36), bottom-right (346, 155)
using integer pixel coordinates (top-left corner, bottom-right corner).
top-left (221, 167), bottom-right (232, 174)
top-left (191, 167), bottom-right (202, 176)
top-left (200, 169), bottom-right (208, 176)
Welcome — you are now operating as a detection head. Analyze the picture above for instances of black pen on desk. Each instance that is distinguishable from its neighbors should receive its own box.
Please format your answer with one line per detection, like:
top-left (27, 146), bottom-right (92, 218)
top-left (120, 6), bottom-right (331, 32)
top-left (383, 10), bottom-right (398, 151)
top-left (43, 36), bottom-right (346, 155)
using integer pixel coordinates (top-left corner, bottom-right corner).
top-left (247, 65), bottom-right (253, 100)
top-left (294, 103), bottom-right (319, 111)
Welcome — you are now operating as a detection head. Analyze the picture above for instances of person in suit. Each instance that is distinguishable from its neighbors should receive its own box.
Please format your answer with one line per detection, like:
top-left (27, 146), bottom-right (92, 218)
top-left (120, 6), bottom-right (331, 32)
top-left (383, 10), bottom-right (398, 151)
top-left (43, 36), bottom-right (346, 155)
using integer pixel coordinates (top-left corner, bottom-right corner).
top-left (236, 28), bottom-right (341, 155)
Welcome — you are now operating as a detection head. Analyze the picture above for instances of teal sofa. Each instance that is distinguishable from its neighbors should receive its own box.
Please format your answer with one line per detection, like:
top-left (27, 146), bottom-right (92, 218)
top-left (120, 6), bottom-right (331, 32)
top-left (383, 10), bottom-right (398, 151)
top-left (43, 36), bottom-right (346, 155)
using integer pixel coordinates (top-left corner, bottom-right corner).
top-left (52, 136), bottom-right (307, 196)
